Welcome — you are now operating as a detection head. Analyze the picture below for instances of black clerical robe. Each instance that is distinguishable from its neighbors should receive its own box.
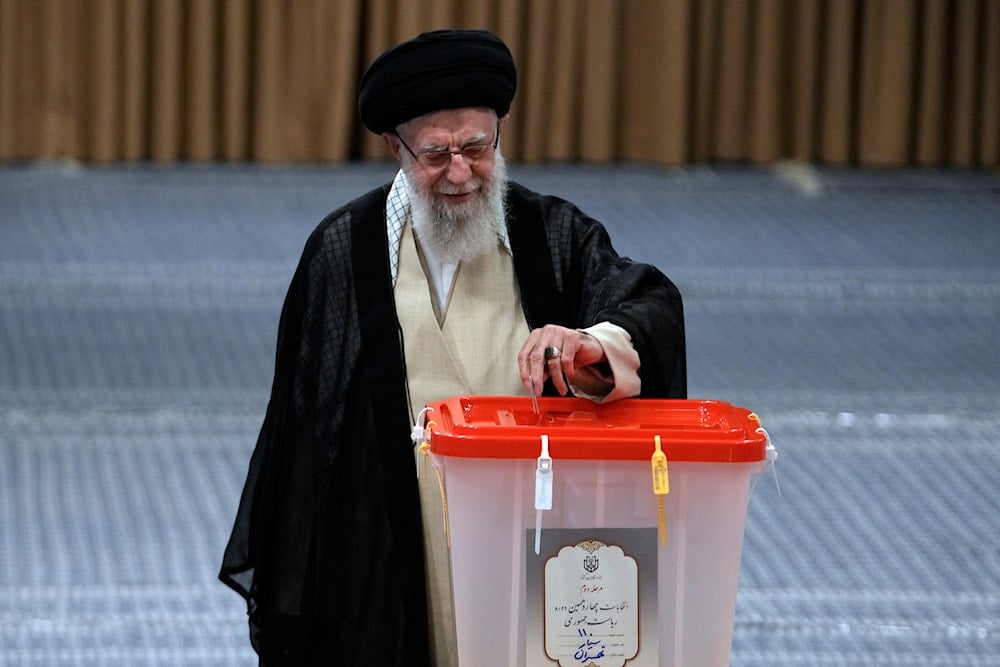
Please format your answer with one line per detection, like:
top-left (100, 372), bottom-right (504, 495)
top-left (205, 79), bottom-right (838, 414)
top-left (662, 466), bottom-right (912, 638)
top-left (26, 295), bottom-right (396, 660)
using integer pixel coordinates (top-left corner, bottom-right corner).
top-left (220, 181), bottom-right (686, 666)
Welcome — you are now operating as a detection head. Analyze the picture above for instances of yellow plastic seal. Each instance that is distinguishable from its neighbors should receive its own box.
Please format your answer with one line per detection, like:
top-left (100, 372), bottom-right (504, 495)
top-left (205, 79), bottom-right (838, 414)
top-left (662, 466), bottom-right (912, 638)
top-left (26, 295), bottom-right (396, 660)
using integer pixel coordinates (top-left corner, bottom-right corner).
top-left (652, 435), bottom-right (669, 546)
top-left (418, 421), bottom-right (452, 547)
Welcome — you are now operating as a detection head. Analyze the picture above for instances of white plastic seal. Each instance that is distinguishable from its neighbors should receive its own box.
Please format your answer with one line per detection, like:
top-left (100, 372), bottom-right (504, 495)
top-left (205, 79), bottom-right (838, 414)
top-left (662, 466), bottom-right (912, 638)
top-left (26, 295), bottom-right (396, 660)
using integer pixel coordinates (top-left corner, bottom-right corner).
top-left (534, 434), bottom-right (553, 554)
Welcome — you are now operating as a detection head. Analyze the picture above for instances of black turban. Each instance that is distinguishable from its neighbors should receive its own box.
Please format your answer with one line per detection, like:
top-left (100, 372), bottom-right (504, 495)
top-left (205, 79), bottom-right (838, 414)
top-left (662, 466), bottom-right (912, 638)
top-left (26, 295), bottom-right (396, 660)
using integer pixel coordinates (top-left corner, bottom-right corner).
top-left (358, 29), bottom-right (517, 134)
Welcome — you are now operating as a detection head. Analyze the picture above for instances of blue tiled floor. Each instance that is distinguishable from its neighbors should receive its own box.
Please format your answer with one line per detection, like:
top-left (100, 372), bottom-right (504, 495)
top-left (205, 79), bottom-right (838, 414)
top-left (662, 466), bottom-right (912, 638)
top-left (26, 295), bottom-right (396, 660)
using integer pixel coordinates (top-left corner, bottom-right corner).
top-left (2, 163), bottom-right (999, 665)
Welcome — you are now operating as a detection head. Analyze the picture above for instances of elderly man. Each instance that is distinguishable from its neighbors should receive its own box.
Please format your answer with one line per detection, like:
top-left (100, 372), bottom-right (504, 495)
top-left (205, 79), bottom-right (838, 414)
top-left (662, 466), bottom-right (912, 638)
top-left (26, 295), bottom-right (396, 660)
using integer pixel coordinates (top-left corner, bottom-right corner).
top-left (220, 29), bottom-right (685, 666)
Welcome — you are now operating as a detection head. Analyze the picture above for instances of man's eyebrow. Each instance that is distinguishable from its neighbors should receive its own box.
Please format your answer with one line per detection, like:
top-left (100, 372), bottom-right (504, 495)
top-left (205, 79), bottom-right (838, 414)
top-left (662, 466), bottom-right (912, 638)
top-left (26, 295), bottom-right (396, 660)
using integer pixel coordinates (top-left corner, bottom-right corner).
top-left (462, 131), bottom-right (491, 145)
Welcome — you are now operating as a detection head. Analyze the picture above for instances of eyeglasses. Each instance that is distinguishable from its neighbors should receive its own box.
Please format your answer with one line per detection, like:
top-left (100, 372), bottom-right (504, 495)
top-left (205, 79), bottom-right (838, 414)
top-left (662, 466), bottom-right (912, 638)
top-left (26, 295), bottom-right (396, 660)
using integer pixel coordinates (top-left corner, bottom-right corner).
top-left (394, 122), bottom-right (500, 170)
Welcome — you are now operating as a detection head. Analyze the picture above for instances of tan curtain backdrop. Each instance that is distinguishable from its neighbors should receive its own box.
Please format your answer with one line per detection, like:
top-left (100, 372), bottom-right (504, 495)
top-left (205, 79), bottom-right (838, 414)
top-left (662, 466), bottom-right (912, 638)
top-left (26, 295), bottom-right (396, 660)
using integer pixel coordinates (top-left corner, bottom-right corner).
top-left (1, 0), bottom-right (997, 166)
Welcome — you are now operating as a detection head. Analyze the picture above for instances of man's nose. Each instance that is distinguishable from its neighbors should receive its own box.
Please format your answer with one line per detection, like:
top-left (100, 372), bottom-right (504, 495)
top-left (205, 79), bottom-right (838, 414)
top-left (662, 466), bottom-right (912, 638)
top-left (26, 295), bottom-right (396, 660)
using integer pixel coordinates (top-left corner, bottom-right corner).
top-left (443, 153), bottom-right (474, 183)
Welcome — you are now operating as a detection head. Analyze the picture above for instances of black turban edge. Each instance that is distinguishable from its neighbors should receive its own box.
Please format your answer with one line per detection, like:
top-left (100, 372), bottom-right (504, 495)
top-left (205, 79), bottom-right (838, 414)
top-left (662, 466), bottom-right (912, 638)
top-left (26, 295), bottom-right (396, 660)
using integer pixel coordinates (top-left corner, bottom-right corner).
top-left (358, 29), bottom-right (517, 135)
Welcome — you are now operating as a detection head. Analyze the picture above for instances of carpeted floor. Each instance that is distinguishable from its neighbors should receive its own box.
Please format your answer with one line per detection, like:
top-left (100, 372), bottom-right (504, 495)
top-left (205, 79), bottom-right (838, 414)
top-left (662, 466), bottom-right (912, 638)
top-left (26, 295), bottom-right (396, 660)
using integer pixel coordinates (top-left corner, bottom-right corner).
top-left (2, 162), bottom-right (998, 665)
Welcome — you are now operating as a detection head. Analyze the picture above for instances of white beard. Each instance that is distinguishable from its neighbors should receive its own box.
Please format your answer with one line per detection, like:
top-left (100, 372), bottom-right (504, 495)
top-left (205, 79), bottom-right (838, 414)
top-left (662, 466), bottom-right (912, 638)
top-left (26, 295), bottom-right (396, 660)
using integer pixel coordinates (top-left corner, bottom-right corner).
top-left (406, 151), bottom-right (508, 263)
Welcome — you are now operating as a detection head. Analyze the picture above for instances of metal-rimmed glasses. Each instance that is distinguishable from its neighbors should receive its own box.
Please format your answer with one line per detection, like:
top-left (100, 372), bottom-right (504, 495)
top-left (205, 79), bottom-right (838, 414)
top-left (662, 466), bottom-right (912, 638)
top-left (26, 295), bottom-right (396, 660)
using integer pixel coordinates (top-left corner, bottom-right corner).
top-left (394, 121), bottom-right (500, 170)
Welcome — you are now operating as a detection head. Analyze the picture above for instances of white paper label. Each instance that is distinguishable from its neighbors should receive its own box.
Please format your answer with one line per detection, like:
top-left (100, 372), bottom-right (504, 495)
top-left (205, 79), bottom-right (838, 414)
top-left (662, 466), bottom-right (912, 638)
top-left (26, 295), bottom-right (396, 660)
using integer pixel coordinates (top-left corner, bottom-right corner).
top-left (544, 541), bottom-right (640, 666)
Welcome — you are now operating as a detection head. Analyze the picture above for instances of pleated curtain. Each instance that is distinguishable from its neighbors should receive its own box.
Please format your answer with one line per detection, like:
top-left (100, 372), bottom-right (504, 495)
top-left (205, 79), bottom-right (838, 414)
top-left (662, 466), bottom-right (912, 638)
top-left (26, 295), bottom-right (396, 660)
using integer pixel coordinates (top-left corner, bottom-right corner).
top-left (1, 0), bottom-right (997, 166)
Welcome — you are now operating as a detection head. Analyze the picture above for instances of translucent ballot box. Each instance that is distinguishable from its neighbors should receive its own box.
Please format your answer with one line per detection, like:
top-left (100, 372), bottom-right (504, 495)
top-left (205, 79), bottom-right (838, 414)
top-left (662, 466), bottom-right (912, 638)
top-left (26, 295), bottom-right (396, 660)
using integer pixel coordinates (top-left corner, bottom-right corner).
top-left (422, 396), bottom-right (773, 667)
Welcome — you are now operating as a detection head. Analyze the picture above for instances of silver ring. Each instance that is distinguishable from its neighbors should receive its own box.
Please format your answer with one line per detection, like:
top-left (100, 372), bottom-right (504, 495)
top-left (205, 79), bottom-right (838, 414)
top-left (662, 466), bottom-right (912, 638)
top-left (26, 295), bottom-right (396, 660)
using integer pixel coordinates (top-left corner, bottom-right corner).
top-left (544, 346), bottom-right (561, 360)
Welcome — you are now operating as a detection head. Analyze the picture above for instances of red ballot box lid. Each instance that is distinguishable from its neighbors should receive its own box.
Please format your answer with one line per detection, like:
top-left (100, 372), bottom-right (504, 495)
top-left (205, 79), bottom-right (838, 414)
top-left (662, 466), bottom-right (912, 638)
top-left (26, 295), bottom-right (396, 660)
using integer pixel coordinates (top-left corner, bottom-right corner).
top-left (425, 396), bottom-right (768, 462)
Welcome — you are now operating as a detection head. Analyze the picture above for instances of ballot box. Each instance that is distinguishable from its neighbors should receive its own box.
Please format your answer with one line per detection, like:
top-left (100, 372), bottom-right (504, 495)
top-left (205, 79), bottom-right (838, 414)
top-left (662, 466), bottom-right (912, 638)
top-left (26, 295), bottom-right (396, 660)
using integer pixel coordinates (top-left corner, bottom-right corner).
top-left (422, 396), bottom-right (773, 667)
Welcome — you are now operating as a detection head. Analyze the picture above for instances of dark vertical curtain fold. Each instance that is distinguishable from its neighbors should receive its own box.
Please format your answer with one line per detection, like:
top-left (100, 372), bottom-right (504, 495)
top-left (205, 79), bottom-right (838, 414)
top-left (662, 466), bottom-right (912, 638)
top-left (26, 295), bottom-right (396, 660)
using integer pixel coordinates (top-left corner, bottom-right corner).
top-left (0, 0), bottom-right (996, 166)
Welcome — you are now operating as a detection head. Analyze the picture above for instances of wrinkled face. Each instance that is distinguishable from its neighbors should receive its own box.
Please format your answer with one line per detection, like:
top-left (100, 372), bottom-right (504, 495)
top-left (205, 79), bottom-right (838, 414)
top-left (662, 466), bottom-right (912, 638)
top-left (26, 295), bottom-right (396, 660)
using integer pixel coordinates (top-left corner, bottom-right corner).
top-left (385, 107), bottom-right (505, 209)
top-left (385, 107), bottom-right (509, 262)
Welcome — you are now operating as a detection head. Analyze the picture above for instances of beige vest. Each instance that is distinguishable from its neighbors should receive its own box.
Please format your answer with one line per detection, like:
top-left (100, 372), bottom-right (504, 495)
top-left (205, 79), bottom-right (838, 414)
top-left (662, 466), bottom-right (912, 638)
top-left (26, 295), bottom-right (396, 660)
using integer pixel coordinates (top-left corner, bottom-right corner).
top-left (394, 221), bottom-right (526, 667)
top-left (395, 221), bottom-right (527, 415)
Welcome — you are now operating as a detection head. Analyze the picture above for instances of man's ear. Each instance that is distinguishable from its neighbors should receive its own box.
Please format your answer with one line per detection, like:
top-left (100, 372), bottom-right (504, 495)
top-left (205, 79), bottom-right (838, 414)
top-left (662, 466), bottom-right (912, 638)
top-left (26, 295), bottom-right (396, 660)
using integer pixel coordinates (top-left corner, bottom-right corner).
top-left (383, 132), bottom-right (403, 161)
